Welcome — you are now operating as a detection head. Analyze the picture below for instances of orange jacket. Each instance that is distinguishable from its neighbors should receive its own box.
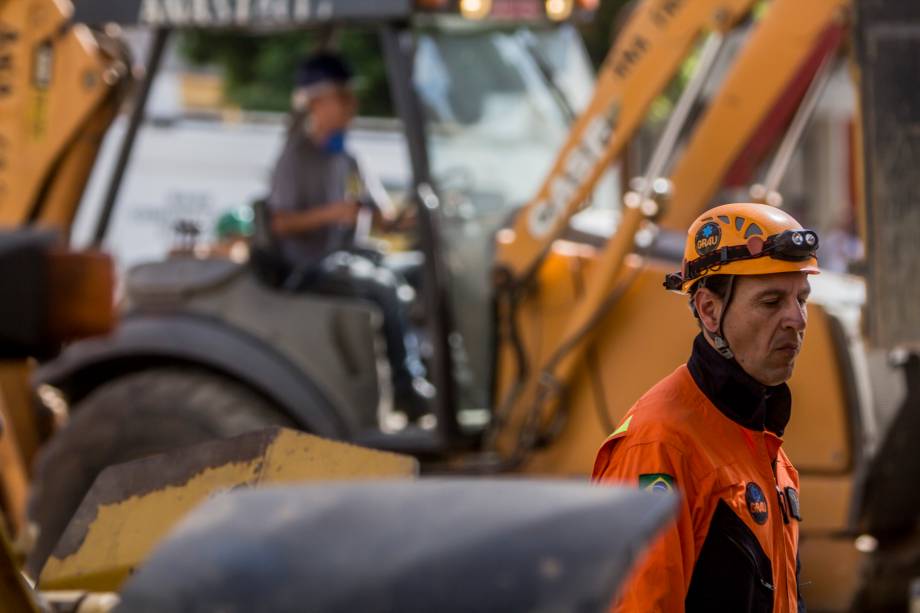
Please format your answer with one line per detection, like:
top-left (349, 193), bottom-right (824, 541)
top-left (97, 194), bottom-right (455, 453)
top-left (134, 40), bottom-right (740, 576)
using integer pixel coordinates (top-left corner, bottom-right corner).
top-left (593, 335), bottom-right (803, 613)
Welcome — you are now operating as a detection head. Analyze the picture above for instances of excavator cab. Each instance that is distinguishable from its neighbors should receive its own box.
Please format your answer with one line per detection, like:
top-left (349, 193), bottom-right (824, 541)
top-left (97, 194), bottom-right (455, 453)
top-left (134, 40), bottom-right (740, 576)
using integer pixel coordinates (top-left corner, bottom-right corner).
top-left (51, 0), bottom-right (604, 436)
top-left (26, 0), bottom-right (605, 579)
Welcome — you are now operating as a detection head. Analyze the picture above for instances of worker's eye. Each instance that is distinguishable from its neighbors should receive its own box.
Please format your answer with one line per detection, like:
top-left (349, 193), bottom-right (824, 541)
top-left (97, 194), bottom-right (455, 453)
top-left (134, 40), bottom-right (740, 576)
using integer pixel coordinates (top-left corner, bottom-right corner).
top-left (761, 298), bottom-right (780, 307)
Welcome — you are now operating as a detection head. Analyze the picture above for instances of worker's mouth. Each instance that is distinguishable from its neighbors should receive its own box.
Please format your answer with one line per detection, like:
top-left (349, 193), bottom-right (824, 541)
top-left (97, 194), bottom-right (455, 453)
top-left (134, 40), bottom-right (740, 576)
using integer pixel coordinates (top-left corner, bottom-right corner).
top-left (773, 342), bottom-right (800, 357)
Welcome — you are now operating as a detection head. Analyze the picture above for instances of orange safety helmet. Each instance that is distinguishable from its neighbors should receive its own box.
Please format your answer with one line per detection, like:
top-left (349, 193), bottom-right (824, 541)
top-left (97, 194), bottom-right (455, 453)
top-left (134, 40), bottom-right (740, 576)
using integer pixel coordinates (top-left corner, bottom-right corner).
top-left (664, 203), bottom-right (820, 294)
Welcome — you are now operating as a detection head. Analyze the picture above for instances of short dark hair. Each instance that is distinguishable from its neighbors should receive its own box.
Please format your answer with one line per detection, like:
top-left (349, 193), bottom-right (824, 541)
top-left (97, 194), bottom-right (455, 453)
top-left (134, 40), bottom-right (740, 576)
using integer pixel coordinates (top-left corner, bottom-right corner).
top-left (294, 52), bottom-right (353, 89)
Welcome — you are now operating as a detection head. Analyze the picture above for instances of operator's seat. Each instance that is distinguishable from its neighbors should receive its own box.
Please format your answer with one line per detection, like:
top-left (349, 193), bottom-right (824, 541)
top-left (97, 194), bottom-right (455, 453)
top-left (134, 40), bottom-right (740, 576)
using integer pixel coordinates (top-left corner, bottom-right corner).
top-left (248, 198), bottom-right (293, 288)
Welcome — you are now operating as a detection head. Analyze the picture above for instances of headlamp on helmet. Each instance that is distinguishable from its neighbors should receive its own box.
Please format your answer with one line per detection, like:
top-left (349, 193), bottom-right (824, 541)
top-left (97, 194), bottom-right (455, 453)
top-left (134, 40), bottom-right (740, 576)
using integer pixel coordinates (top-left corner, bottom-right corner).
top-left (773, 229), bottom-right (819, 260)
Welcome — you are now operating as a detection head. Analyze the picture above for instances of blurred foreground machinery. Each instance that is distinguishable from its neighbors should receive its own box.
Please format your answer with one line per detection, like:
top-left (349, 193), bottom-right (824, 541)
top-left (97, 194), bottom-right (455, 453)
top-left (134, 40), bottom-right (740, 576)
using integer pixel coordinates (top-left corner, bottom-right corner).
top-left (0, 0), bottom-right (919, 610)
top-left (0, 463), bottom-right (677, 612)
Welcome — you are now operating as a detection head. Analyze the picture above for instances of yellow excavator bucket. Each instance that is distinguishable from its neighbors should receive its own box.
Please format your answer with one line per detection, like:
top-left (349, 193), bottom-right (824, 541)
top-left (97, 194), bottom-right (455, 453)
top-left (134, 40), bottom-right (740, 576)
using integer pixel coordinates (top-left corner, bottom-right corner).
top-left (38, 427), bottom-right (418, 592)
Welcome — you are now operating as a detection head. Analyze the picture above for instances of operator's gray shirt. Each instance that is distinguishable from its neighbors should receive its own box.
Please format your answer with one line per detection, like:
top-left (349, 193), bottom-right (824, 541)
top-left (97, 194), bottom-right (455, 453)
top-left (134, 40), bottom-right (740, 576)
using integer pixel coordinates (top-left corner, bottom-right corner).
top-left (267, 128), bottom-right (371, 267)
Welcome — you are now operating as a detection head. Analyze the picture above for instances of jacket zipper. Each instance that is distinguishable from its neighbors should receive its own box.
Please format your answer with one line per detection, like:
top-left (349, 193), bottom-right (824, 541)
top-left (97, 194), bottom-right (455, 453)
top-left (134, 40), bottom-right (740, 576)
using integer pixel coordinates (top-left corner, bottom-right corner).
top-left (725, 533), bottom-right (774, 592)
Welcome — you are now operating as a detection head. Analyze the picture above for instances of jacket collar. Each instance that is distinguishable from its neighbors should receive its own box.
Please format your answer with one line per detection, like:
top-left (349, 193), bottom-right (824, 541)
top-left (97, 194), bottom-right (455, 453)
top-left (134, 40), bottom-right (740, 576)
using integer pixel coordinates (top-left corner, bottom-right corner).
top-left (687, 333), bottom-right (792, 436)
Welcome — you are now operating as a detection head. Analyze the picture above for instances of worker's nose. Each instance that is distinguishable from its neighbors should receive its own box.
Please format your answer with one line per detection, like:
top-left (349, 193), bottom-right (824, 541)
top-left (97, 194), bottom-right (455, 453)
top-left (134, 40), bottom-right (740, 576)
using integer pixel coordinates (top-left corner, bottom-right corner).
top-left (782, 298), bottom-right (807, 333)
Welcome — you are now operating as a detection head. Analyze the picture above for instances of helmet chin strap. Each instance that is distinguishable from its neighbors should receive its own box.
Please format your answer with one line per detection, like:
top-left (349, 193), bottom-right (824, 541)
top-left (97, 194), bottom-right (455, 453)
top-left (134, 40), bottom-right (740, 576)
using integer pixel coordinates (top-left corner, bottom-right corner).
top-left (704, 275), bottom-right (735, 360)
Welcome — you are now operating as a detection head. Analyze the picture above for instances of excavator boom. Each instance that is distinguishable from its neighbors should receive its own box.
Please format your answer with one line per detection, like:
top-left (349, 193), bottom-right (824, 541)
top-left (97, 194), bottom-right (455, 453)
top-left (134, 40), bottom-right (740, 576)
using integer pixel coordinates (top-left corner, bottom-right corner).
top-left (663, 0), bottom-right (849, 230)
top-left (491, 0), bottom-right (854, 460)
top-left (493, 0), bottom-right (760, 284)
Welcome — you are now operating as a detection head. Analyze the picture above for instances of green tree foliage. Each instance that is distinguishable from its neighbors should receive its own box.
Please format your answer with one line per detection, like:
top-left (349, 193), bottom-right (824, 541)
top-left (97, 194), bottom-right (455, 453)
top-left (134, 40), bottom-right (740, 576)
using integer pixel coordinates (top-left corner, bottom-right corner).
top-left (177, 1), bottom-right (631, 115)
top-left (179, 29), bottom-right (394, 116)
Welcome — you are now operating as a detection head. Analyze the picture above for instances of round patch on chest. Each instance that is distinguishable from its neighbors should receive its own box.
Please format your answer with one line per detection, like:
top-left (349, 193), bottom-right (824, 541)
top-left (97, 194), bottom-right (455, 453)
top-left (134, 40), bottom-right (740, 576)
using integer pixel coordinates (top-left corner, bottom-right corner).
top-left (745, 482), bottom-right (769, 525)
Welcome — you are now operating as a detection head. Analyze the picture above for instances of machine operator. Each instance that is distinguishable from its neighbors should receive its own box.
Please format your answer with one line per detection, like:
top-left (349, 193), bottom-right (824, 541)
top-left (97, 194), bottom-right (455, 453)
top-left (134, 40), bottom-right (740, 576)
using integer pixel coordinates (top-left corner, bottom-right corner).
top-left (265, 52), bottom-right (432, 418)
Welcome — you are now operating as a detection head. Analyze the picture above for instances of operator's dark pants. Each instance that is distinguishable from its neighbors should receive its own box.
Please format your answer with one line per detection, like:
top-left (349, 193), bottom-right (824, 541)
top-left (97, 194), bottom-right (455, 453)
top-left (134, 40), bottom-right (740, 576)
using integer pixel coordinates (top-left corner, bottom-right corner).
top-left (284, 251), bottom-right (424, 397)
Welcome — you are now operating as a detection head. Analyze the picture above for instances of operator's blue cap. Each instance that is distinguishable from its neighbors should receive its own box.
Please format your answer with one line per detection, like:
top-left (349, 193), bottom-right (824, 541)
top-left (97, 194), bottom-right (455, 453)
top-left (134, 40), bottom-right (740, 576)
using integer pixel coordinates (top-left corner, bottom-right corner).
top-left (294, 52), bottom-right (353, 89)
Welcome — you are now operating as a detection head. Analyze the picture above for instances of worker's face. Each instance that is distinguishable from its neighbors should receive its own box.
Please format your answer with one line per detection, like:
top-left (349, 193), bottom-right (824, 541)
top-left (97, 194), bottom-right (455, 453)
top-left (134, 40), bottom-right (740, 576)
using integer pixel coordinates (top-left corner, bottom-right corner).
top-left (309, 85), bottom-right (357, 133)
top-left (701, 272), bottom-right (811, 386)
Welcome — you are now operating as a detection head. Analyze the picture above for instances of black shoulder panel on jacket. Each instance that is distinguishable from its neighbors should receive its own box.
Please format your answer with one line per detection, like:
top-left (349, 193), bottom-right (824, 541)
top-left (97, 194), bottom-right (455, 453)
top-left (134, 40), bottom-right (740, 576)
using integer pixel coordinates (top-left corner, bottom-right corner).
top-left (686, 499), bottom-right (775, 613)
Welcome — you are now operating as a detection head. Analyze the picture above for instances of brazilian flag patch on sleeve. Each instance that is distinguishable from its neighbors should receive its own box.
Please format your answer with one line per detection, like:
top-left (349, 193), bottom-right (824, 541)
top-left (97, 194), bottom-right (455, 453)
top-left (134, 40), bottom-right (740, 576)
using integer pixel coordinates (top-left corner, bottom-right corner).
top-left (639, 473), bottom-right (675, 493)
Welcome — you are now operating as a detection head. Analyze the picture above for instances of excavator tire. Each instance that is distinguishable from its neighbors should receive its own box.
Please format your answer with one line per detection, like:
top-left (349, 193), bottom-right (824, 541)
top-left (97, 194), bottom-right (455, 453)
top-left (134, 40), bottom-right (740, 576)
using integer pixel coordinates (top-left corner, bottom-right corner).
top-left (25, 367), bottom-right (294, 579)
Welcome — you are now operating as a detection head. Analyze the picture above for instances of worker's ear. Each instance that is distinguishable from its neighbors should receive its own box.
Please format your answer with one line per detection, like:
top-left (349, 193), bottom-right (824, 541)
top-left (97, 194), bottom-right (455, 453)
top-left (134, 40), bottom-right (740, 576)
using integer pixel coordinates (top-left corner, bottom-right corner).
top-left (693, 288), bottom-right (722, 334)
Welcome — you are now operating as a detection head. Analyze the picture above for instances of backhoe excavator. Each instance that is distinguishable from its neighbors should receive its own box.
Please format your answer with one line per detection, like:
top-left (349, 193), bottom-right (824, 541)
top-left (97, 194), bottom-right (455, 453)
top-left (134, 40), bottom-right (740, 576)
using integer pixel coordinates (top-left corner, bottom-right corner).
top-left (1, 0), bottom-right (918, 610)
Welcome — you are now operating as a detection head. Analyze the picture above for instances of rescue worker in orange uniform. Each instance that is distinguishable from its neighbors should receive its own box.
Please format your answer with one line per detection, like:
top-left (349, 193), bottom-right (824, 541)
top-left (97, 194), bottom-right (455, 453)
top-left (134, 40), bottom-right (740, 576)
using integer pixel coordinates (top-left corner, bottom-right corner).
top-left (593, 203), bottom-right (818, 612)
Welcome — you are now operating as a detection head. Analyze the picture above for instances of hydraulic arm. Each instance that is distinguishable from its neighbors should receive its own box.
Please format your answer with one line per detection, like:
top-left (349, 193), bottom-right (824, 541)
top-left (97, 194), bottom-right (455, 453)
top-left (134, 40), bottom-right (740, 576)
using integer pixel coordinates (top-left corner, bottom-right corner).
top-left (490, 0), bottom-right (852, 460)
top-left (492, 0), bottom-right (760, 285)
top-left (663, 0), bottom-right (849, 230)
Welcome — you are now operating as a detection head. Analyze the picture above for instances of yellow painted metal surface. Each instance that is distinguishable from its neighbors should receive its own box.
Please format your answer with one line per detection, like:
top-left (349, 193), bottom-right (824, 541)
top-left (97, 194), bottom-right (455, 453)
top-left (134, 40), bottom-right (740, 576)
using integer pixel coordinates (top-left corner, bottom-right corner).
top-left (496, 251), bottom-right (698, 475)
top-left (0, 361), bottom-right (39, 470)
top-left (0, 0), bottom-right (125, 229)
top-left (494, 0), bottom-right (759, 281)
top-left (35, 99), bottom-right (122, 232)
top-left (784, 307), bottom-right (852, 472)
top-left (0, 362), bottom-right (35, 537)
top-left (0, 522), bottom-right (39, 613)
top-left (797, 475), bottom-right (853, 533)
top-left (799, 534), bottom-right (863, 611)
top-left (492, 244), bottom-right (857, 481)
top-left (39, 427), bottom-right (418, 592)
top-left (491, 202), bottom-right (652, 457)
top-left (490, 0), bottom-right (854, 479)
